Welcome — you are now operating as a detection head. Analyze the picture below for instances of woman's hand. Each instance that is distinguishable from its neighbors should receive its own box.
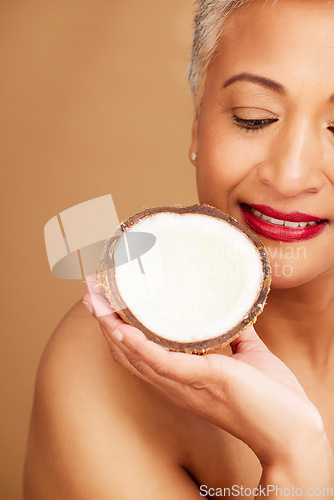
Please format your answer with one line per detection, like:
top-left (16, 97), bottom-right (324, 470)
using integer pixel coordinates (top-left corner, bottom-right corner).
top-left (83, 276), bottom-right (326, 468)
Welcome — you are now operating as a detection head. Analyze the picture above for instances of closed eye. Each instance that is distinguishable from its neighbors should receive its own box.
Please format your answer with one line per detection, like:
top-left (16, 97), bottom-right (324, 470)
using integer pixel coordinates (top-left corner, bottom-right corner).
top-left (233, 115), bottom-right (278, 132)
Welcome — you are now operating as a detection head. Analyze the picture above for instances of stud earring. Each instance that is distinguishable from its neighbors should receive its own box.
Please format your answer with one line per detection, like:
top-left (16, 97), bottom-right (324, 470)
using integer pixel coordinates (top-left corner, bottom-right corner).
top-left (190, 152), bottom-right (197, 162)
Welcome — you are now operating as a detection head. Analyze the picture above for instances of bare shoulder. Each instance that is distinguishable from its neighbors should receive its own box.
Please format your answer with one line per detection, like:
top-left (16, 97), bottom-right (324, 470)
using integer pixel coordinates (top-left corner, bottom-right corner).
top-left (24, 300), bottom-right (203, 499)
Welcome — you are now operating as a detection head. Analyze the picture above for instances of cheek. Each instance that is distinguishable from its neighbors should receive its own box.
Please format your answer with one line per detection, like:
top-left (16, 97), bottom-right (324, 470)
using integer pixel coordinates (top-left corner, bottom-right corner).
top-left (267, 243), bottom-right (310, 288)
top-left (197, 119), bottom-right (268, 188)
top-left (265, 232), bottom-right (334, 288)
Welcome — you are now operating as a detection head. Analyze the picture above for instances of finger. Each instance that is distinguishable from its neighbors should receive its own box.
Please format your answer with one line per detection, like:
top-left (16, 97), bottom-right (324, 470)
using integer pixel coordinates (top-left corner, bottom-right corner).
top-left (83, 291), bottom-right (213, 402)
top-left (84, 274), bottom-right (108, 298)
top-left (229, 325), bottom-right (269, 355)
top-left (117, 323), bottom-right (236, 386)
top-left (101, 325), bottom-right (149, 380)
top-left (88, 291), bottom-right (235, 388)
top-left (83, 291), bottom-right (118, 321)
top-left (84, 274), bottom-right (99, 293)
top-left (82, 295), bottom-right (137, 370)
top-left (100, 323), bottom-right (186, 397)
top-left (84, 274), bottom-right (96, 292)
top-left (92, 304), bottom-right (183, 391)
top-left (84, 290), bottom-right (170, 383)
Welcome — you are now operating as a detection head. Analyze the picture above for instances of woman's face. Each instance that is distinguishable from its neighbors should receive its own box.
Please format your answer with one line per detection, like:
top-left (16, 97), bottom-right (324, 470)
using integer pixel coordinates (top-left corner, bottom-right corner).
top-left (191, 0), bottom-right (334, 288)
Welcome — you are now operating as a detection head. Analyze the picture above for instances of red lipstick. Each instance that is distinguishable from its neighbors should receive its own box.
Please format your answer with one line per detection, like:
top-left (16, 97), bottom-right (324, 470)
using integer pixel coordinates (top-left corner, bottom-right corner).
top-left (240, 203), bottom-right (328, 242)
top-left (248, 204), bottom-right (323, 223)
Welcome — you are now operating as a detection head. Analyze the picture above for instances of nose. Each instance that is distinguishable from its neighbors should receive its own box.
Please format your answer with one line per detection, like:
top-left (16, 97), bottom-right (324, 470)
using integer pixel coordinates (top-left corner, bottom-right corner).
top-left (257, 118), bottom-right (326, 197)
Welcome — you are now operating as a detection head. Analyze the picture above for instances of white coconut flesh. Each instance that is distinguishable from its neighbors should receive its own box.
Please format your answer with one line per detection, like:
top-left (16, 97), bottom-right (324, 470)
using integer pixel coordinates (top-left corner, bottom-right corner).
top-left (113, 212), bottom-right (264, 343)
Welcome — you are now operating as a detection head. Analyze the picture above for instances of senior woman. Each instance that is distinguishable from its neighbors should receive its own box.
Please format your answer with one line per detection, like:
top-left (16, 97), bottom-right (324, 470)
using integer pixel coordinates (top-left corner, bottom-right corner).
top-left (25, 0), bottom-right (334, 498)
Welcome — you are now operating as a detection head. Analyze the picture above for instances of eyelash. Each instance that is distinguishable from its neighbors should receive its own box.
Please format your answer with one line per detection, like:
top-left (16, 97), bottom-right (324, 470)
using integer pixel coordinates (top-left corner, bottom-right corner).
top-left (233, 114), bottom-right (278, 132)
top-left (233, 116), bottom-right (334, 136)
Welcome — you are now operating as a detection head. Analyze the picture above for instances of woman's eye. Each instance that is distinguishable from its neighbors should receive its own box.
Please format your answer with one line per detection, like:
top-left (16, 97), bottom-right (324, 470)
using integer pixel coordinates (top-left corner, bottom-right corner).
top-left (233, 114), bottom-right (278, 132)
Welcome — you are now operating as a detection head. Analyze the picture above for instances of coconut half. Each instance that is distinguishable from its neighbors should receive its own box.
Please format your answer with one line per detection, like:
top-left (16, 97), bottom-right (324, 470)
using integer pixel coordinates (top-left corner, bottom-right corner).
top-left (96, 204), bottom-right (271, 354)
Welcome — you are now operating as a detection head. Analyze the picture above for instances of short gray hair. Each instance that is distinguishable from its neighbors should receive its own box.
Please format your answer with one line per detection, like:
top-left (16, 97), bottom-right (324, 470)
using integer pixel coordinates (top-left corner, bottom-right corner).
top-left (188, 0), bottom-right (253, 114)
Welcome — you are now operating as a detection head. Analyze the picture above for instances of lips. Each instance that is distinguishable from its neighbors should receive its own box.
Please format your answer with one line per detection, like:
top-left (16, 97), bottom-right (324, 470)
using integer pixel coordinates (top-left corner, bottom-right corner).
top-left (247, 204), bottom-right (323, 223)
top-left (240, 203), bottom-right (329, 242)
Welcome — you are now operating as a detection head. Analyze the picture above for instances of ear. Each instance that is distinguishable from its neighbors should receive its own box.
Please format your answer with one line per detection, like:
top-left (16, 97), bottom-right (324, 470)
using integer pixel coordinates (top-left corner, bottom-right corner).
top-left (189, 117), bottom-right (199, 166)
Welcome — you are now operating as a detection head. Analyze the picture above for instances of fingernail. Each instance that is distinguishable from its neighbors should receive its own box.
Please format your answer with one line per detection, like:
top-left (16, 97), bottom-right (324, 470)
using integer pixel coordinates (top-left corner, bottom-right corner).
top-left (82, 300), bottom-right (94, 314)
top-left (111, 329), bottom-right (123, 342)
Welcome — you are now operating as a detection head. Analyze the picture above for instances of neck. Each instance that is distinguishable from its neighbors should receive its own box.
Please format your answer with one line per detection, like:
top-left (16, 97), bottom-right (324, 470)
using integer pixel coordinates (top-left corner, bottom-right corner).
top-left (255, 268), bottom-right (334, 377)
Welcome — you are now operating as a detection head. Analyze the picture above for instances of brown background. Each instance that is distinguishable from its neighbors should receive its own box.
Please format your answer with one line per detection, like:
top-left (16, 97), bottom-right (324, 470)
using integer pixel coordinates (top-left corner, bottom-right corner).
top-left (0, 1), bottom-right (197, 497)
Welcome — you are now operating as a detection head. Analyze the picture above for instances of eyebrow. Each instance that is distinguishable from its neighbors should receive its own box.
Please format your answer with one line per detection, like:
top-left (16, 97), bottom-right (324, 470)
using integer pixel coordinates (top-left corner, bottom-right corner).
top-left (223, 73), bottom-right (286, 95)
top-left (223, 72), bottom-right (334, 104)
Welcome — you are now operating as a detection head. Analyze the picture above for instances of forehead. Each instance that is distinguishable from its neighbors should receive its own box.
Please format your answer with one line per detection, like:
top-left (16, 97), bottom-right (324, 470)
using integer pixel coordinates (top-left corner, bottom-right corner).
top-left (205, 0), bottom-right (334, 99)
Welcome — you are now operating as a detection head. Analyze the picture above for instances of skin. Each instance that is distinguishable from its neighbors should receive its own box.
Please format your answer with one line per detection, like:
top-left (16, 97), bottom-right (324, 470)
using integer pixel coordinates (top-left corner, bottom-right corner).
top-left (190, 0), bottom-right (334, 434)
top-left (25, 0), bottom-right (334, 497)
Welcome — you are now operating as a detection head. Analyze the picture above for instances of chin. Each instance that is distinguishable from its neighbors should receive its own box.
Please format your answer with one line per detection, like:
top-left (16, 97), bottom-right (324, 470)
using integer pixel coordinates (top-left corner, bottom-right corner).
top-left (269, 261), bottom-right (325, 289)
top-left (270, 273), bottom-right (305, 289)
